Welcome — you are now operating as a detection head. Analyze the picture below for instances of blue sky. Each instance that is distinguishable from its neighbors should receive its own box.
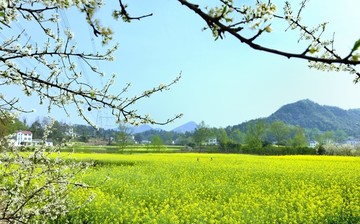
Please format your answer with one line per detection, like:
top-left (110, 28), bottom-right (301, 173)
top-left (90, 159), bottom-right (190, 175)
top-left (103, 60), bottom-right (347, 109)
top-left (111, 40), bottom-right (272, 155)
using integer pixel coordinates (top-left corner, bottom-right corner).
top-left (4, 0), bottom-right (360, 130)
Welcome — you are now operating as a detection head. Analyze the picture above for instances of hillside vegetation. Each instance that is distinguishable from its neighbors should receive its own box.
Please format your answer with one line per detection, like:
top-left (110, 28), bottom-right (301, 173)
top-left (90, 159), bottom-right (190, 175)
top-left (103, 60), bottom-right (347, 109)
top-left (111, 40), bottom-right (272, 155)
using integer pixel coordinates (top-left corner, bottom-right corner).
top-left (232, 99), bottom-right (360, 137)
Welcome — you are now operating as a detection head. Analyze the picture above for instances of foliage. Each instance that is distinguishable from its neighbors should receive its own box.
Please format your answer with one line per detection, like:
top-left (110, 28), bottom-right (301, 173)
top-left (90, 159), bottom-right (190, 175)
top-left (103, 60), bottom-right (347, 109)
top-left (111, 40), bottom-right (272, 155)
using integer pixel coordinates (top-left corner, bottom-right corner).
top-left (289, 126), bottom-right (309, 147)
top-left (244, 119), bottom-right (267, 149)
top-left (218, 141), bottom-right (241, 153)
top-left (151, 135), bottom-right (165, 151)
top-left (317, 144), bottom-right (326, 155)
top-left (0, 118), bottom-right (90, 223)
top-left (315, 131), bottom-right (335, 145)
top-left (230, 99), bottom-right (359, 143)
top-left (267, 99), bottom-right (360, 137)
top-left (60, 153), bottom-right (360, 223)
top-left (117, 122), bottom-right (133, 151)
top-left (193, 121), bottom-right (210, 149)
top-left (216, 128), bottom-right (230, 150)
top-left (320, 144), bottom-right (360, 156)
top-left (269, 121), bottom-right (291, 145)
top-left (0, 112), bottom-right (26, 137)
top-left (29, 119), bottom-right (44, 139)
top-left (229, 129), bottom-right (244, 144)
top-left (28, 117), bottom-right (72, 144)
top-left (313, 130), bottom-right (347, 146)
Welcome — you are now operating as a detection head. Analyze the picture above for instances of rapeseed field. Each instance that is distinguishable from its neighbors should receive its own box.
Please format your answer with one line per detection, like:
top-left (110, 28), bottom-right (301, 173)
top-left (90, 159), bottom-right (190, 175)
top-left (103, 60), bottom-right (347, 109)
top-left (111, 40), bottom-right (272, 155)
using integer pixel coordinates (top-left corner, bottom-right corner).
top-left (63, 153), bottom-right (360, 223)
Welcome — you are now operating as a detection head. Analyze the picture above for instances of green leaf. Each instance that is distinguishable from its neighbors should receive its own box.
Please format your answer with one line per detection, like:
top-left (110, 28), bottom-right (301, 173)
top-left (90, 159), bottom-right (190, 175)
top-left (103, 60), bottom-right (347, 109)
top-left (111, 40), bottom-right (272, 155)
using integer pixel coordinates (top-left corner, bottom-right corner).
top-left (351, 39), bottom-right (360, 53)
top-left (90, 90), bottom-right (95, 98)
top-left (222, 6), bottom-right (227, 15)
top-left (352, 55), bottom-right (359, 61)
top-left (0, 11), bottom-right (4, 17)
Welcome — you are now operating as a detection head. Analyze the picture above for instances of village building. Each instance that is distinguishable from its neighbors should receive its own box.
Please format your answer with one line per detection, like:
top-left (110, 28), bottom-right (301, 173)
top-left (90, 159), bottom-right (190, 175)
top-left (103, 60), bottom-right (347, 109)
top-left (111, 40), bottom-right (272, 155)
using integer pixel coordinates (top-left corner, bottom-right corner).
top-left (9, 130), bottom-right (53, 147)
top-left (14, 130), bottom-right (33, 146)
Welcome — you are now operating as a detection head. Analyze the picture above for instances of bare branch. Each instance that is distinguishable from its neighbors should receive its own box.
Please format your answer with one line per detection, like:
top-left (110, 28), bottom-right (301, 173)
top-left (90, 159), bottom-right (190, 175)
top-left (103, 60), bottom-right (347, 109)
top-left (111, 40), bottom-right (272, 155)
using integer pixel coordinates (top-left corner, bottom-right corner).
top-left (115, 0), bottom-right (153, 22)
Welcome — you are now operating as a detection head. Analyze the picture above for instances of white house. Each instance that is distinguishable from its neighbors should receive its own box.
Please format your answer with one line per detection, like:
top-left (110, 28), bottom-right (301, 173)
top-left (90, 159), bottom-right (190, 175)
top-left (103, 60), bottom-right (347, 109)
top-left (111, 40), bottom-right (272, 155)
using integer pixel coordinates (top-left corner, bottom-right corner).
top-left (207, 138), bottom-right (218, 145)
top-left (309, 140), bottom-right (318, 148)
top-left (32, 139), bottom-right (54, 147)
top-left (15, 130), bottom-right (33, 146)
top-left (66, 127), bottom-right (78, 138)
top-left (9, 131), bottom-right (53, 147)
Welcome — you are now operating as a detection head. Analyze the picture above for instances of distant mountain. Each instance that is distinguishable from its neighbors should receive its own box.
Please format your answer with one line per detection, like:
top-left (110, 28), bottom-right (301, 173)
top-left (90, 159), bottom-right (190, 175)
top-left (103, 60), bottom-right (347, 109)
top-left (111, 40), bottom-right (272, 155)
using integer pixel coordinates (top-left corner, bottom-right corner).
top-left (267, 99), bottom-right (360, 135)
top-left (230, 99), bottom-right (360, 137)
top-left (172, 121), bottom-right (198, 133)
top-left (131, 121), bottom-right (198, 134)
top-left (132, 124), bottom-right (153, 134)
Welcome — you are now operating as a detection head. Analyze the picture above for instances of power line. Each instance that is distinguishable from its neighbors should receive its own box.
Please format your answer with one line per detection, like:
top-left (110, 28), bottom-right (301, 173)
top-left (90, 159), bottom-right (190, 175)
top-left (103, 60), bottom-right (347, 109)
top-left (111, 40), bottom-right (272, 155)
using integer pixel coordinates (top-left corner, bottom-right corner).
top-left (59, 9), bottom-right (91, 86)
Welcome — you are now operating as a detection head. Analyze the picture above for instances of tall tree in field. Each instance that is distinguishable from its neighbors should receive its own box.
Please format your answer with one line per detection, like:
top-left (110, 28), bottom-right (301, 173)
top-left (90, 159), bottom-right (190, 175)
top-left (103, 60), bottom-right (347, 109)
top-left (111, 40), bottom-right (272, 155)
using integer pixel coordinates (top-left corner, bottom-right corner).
top-left (217, 128), bottom-right (230, 151)
top-left (193, 121), bottom-right (209, 149)
top-left (117, 122), bottom-right (133, 151)
top-left (230, 129), bottom-right (244, 144)
top-left (152, 135), bottom-right (165, 151)
top-left (245, 119), bottom-right (267, 149)
top-left (270, 121), bottom-right (291, 146)
top-left (290, 126), bottom-right (308, 147)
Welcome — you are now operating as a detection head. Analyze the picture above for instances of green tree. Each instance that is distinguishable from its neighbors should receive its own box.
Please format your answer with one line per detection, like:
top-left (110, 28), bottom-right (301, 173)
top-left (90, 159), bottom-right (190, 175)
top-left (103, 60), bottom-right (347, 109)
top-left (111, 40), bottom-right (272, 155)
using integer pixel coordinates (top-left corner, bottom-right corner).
top-left (49, 120), bottom-right (68, 144)
top-left (269, 121), bottom-right (291, 146)
top-left (193, 121), bottom-right (209, 149)
top-left (217, 128), bottom-right (230, 151)
top-left (306, 128), bottom-right (322, 142)
top-left (290, 127), bottom-right (308, 147)
top-left (152, 135), bottom-right (165, 151)
top-left (0, 113), bottom-right (27, 137)
top-left (229, 129), bottom-right (244, 144)
top-left (315, 131), bottom-right (335, 145)
top-left (217, 128), bottom-right (229, 144)
top-left (245, 119), bottom-right (267, 149)
top-left (164, 131), bottom-right (174, 145)
top-left (334, 130), bottom-right (347, 144)
top-left (29, 118), bottom-right (68, 144)
top-left (29, 119), bottom-right (44, 139)
top-left (176, 134), bottom-right (195, 147)
top-left (117, 123), bottom-right (133, 151)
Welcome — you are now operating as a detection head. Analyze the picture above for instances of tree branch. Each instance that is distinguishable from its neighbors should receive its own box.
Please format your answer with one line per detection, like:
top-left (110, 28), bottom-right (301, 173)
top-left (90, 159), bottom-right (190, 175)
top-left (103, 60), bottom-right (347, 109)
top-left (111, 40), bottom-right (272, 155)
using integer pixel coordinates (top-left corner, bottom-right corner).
top-left (178, 0), bottom-right (360, 66)
top-left (116, 0), bottom-right (153, 22)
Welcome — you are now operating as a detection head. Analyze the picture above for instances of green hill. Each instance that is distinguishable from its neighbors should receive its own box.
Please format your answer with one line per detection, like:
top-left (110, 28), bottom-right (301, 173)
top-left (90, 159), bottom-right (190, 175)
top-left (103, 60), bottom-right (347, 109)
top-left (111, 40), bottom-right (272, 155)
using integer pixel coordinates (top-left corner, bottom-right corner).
top-left (232, 99), bottom-right (360, 137)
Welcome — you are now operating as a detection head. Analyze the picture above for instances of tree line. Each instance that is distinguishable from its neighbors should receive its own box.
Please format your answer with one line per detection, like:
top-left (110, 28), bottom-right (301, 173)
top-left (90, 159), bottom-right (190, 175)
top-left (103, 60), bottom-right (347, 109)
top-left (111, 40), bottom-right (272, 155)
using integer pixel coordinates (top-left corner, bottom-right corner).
top-left (2, 116), bottom-right (348, 152)
top-left (134, 120), bottom-right (349, 155)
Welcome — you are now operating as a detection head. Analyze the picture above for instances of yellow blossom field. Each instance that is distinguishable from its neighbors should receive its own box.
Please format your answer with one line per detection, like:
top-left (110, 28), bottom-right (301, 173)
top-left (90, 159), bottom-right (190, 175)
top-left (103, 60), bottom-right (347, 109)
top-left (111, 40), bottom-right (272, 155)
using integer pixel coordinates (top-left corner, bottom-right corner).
top-left (62, 153), bottom-right (360, 223)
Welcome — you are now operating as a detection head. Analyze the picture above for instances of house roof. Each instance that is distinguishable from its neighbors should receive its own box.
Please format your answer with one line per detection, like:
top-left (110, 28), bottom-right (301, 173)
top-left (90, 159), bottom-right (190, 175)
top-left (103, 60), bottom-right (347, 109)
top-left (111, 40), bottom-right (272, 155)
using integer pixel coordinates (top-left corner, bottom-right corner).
top-left (17, 130), bottom-right (32, 135)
